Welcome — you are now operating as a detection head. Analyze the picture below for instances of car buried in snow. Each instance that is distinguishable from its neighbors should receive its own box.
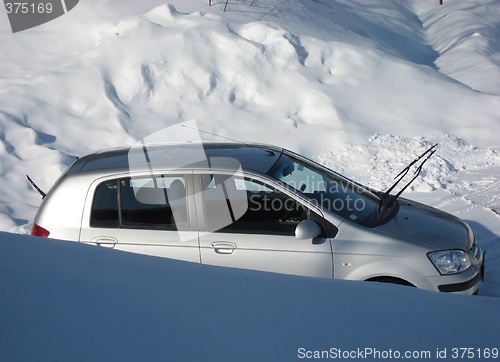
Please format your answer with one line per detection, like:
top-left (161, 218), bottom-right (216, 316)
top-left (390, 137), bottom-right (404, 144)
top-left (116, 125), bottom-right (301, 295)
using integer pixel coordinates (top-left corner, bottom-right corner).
top-left (29, 142), bottom-right (484, 294)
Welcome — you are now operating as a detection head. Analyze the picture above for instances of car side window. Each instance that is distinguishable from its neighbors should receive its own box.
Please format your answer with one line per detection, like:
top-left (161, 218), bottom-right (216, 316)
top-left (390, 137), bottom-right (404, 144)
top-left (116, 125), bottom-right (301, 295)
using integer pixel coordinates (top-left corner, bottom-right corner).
top-left (91, 180), bottom-right (119, 227)
top-left (201, 175), bottom-right (310, 236)
top-left (90, 175), bottom-right (188, 230)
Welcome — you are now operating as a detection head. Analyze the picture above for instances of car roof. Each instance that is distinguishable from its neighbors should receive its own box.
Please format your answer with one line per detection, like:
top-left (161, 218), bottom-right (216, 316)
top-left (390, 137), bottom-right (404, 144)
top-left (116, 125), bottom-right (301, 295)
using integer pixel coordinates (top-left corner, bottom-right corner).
top-left (68, 142), bottom-right (283, 175)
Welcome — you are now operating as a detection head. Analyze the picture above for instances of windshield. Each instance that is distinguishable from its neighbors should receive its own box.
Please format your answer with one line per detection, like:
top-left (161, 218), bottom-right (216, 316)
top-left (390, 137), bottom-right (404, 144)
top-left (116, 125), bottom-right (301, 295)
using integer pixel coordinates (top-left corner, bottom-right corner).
top-left (268, 152), bottom-right (381, 226)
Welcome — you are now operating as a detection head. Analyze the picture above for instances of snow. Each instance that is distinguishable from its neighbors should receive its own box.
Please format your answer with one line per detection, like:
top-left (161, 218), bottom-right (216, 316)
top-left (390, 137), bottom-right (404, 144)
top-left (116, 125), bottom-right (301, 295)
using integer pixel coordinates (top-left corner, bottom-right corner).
top-left (1, 232), bottom-right (499, 361)
top-left (1, 0), bottom-right (499, 359)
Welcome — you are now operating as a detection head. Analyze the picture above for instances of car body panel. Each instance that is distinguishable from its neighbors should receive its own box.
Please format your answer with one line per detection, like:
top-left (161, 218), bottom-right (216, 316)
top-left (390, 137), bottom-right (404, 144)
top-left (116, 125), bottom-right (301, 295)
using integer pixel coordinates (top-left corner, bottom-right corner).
top-left (192, 170), bottom-right (334, 278)
top-left (199, 232), bottom-right (334, 278)
top-left (79, 171), bottom-right (201, 263)
top-left (376, 198), bottom-right (472, 251)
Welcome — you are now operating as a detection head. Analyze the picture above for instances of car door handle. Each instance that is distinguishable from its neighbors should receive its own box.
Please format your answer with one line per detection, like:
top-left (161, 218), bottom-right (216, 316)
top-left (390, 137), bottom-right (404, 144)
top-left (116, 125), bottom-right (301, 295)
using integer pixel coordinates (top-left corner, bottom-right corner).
top-left (209, 242), bottom-right (236, 255)
top-left (91, 237), bottom-right (117, 248)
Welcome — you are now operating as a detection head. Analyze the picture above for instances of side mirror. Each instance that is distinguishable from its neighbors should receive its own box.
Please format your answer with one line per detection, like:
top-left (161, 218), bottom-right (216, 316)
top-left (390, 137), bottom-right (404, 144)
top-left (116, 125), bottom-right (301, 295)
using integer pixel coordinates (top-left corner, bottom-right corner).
top-left (295, 220), bottom-right (321, 240)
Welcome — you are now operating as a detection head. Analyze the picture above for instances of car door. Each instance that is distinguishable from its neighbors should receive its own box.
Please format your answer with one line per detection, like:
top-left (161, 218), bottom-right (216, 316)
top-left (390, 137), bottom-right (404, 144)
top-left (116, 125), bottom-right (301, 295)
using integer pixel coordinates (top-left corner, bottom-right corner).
top-left (195, 172), bottom-right (334, 278)
top-left (80, 173), bottom-right (200, 263)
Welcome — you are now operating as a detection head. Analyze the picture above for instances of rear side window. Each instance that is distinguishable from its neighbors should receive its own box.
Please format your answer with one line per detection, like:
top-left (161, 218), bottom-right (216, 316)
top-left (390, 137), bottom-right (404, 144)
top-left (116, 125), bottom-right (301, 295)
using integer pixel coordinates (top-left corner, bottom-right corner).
top-left (90, 175), bottom-right (187, 230)
top-left (91, 180), bottom-right (119, 227)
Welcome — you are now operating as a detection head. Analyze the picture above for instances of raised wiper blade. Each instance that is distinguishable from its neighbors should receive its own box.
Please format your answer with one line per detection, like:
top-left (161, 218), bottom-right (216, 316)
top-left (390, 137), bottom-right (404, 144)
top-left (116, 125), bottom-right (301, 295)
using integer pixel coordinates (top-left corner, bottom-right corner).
top-left (382, 143), bottom-right (438, 202)
top-left (27, 175), bottom-right (46, 199)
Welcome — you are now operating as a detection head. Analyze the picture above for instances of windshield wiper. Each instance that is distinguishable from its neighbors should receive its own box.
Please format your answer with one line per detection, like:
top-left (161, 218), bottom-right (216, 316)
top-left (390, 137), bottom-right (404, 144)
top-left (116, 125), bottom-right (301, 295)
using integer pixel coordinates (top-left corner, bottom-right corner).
top-left (27, 175), bottom-right (46, 199)
top-left (381, 143), bottom-right (438, 207)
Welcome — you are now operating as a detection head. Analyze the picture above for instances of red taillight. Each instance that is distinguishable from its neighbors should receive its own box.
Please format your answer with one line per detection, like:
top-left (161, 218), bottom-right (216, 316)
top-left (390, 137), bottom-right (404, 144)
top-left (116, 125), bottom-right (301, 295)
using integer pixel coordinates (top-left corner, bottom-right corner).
top-left (31, 224), bottom-right (50, 238)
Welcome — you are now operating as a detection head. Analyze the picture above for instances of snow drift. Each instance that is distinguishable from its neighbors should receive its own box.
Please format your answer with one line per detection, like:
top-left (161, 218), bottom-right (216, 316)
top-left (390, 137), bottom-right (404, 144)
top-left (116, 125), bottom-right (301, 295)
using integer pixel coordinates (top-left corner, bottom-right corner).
top-left (1, 232), bottom-right (499, 361)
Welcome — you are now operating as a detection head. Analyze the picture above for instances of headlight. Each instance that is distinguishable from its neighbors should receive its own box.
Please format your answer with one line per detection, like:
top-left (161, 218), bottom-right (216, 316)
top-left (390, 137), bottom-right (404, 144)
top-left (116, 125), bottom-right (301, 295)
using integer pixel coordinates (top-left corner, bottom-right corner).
top-left (428, 250), bottom-right (472, 275)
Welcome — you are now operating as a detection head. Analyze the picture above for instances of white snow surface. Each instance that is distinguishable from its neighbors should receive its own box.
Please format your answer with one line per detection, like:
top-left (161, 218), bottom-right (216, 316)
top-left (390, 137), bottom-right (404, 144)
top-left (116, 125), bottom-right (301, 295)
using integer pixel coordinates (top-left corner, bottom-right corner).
top-left (1, 0), bottom-right (499, 359)
top-left (1, 232), bottom-right (499, 361)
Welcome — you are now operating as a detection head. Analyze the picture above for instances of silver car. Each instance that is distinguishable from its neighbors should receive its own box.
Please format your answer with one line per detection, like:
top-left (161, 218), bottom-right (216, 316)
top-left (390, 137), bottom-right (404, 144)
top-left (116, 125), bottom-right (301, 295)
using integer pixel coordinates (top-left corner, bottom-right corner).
top-left (30, 142), bottom-right (484, 294)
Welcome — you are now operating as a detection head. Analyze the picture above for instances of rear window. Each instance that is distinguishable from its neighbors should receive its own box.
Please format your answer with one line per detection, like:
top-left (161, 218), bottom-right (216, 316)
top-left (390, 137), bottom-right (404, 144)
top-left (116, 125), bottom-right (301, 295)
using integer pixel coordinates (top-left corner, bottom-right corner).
top-left (90, 175), bottom-right (188, 230)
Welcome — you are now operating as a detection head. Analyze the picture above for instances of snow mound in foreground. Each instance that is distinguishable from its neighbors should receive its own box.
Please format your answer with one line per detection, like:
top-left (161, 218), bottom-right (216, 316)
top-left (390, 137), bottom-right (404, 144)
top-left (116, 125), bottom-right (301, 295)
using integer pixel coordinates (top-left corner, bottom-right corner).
top-left (1, 232), bottom-right (499, 361)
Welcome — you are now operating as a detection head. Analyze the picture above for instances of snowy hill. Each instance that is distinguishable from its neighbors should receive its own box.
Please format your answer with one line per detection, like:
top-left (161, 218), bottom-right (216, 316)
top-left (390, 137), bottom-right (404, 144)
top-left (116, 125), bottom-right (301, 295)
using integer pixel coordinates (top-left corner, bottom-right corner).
top-left (1, 0), bottom-right (500, 359)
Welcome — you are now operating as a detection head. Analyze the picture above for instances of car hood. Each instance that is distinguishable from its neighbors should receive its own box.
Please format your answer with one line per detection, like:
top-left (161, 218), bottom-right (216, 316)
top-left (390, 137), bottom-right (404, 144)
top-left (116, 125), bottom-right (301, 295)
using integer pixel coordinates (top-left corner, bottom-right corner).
top-left (375, 198), bottom-right (472, 251)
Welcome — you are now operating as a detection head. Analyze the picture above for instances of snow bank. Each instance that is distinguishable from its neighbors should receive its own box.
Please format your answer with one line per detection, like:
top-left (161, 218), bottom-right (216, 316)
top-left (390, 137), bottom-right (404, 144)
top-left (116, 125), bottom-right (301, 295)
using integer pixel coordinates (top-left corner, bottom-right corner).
top-left (1, 232), bottom-right (499, 361)
top-left (410, 0), bottom-right (500, 95)
top-left (316, 135), bottom-right (500, 212)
